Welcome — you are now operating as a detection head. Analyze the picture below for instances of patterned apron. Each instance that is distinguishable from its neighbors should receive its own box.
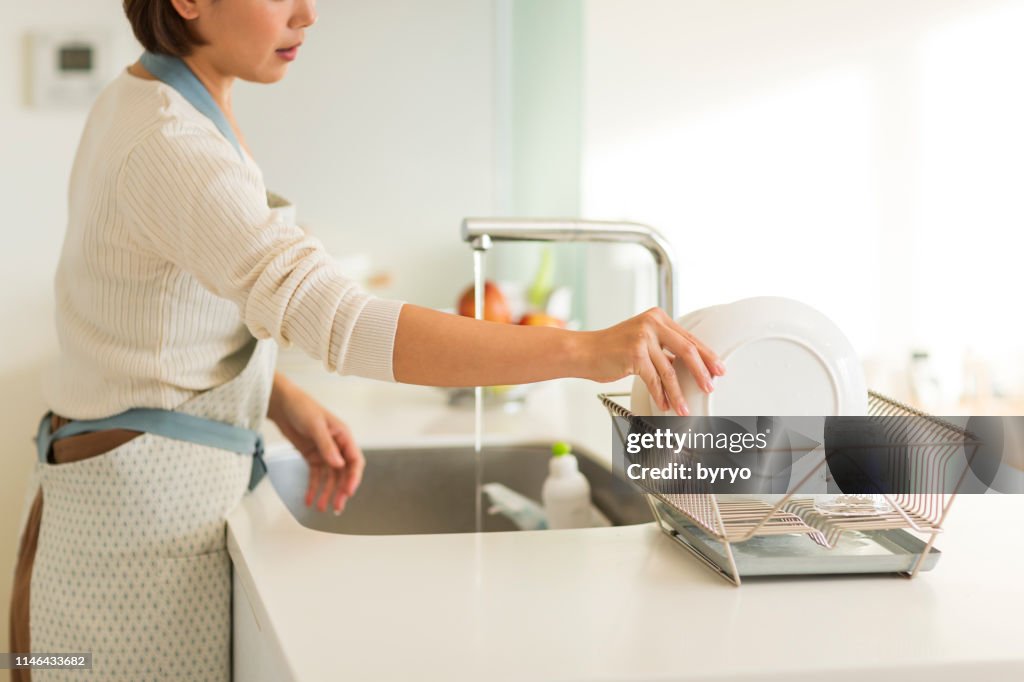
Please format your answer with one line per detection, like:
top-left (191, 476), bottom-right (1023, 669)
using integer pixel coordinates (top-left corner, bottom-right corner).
top-left (25, 336), bottom-right (276, 680)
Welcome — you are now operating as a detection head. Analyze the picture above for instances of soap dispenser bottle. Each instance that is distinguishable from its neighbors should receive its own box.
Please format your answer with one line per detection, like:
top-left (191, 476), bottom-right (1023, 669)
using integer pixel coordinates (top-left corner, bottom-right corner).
top-left (542, 442), bottom-right (592, 529)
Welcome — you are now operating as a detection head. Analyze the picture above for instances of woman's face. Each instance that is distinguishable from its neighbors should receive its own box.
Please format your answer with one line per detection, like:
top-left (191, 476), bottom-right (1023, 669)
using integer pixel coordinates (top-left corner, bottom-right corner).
top-left (177, 0), bottom-right (318, 83)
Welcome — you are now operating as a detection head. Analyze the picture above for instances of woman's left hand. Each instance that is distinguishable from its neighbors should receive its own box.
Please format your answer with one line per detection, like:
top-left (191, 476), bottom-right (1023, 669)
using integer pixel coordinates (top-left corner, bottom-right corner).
top-left (268, 373), bottom-right (365, 514)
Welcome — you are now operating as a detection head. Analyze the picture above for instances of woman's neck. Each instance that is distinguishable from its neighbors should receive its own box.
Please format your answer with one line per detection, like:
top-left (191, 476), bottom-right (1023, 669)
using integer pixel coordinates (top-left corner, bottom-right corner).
top-left (182, 55), bottom-right (235, 116)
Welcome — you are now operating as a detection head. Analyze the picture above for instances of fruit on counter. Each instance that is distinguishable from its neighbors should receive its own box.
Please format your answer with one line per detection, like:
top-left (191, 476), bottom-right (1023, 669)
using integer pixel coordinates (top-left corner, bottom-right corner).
top-left (457, 280), bottom-right (512, 323)
top-left (518, 312), bottom-right (566, 328)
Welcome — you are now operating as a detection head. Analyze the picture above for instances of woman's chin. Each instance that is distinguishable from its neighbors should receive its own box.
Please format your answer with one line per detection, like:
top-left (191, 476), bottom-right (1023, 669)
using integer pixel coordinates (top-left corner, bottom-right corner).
top-left (243, 64), bottom-right (290, 85)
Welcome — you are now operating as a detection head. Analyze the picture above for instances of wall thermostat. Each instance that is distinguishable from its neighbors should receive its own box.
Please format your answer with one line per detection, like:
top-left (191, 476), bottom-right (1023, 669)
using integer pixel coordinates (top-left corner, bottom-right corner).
top-left (28, 29), bottom-right (113, 108)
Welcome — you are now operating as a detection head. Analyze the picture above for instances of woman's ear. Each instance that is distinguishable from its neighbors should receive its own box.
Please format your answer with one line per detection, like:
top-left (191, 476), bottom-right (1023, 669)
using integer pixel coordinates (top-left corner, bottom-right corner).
top-left (168, 0), bottom-right (202, 21)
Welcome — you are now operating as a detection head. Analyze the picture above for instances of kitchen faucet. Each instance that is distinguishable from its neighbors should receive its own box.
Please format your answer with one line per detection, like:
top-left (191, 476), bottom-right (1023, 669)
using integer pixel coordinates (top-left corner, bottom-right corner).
top-left (461, 218), bottom-right (680, 319)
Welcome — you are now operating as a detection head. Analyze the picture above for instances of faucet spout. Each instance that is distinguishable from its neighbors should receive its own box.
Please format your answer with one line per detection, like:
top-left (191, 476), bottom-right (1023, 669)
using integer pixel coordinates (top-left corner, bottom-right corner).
top-left (461, 217), bottom-right (679, 318)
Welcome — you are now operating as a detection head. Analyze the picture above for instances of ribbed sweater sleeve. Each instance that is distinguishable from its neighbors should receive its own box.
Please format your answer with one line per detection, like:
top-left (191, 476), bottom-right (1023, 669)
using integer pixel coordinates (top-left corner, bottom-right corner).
top-left (117, 125), bottom-right (404, 382)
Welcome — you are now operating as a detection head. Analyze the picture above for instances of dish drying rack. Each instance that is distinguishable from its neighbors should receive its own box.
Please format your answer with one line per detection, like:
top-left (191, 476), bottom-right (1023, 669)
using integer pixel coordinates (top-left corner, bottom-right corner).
top-left (598, 391), bottom-right (980, 585)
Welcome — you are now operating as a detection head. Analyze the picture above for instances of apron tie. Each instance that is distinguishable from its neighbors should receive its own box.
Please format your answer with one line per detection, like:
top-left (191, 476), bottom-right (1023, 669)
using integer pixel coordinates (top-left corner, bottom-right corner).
top-left (36, 409), bottom-right (267, 492)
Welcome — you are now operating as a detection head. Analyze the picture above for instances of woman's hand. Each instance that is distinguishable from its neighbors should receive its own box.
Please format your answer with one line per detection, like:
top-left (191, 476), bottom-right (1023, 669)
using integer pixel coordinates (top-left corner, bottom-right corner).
top-left (268, 373), bottom-right (365, 514)
top-left (584, 307), bottom-right (726, 416)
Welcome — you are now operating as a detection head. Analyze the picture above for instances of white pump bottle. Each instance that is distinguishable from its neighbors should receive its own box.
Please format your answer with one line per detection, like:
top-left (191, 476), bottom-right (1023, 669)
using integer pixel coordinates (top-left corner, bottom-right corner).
top-left (541, 442), bottom-right (593, 529)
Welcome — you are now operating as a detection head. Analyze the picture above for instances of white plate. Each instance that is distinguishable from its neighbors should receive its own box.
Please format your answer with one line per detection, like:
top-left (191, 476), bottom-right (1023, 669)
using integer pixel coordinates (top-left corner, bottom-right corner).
top-left (676, 304), bottom-right (723, 333)
top-left (653, 297), bottom-right (867, 417)
top-left (630, 375), bottom-right (654, 415)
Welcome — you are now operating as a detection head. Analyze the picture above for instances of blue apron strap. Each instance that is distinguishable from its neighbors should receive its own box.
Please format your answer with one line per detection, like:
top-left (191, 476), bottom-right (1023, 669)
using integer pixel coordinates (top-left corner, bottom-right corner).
top-left (139, 51), bottom-right (244, 161)
top-left (36, 411), bottom-right (55, 464)
top-left (37, 409), bottom-right (267, 491)
top-left (249, 434), bottom-right (267, 491)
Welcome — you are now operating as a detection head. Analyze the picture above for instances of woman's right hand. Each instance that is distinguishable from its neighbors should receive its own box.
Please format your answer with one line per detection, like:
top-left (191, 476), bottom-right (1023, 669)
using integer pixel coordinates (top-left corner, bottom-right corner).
top-left (582, 307), bottom-right (726, 416)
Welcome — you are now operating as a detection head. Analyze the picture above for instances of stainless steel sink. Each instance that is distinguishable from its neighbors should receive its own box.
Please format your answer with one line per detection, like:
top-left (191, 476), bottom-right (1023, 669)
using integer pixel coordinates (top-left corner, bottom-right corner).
top-left (266, 443), bottom-right (653, 535)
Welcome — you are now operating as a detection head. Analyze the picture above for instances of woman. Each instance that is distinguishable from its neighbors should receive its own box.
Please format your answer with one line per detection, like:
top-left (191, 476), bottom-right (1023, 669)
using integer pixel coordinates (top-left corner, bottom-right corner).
top-left (9, 0), bottom-right (724, 679)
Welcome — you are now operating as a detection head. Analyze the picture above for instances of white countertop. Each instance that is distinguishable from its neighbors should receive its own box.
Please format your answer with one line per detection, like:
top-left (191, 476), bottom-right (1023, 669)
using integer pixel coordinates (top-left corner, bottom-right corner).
top-left (228, 366), bottom-right (1024, 682)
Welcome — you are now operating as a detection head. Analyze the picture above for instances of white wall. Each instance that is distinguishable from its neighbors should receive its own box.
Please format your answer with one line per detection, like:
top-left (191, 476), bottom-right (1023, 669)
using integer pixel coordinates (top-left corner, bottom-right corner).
top-left (233, 0), bottom-right (495, 310)
top-left (489, 0), bottom-right (588, 323)
top-left (0, 0), bottom-right (497, 661)
top-left (581, 0), bottom-right (1024, 401)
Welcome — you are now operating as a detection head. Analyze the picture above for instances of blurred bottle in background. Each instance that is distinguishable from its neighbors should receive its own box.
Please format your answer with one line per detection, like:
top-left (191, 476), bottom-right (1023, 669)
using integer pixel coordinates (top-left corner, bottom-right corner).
top-left (909, 350), bottom-right (942, 410)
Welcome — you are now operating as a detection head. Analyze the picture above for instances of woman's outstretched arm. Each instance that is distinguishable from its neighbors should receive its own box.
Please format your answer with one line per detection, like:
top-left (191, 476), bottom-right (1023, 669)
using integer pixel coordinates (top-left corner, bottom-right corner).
top-left (392, 304), bottom-right (726, 417)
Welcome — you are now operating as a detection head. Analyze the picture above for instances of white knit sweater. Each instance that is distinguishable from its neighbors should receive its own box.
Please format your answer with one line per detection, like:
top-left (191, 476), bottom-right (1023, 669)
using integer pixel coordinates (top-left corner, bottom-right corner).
top-left (42, 70), bottom-right (405, 419)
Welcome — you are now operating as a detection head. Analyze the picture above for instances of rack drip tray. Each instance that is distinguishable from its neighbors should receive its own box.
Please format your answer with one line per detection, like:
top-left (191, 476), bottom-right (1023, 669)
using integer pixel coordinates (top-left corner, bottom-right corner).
top-left (656, 501), bottom-right (941, 578)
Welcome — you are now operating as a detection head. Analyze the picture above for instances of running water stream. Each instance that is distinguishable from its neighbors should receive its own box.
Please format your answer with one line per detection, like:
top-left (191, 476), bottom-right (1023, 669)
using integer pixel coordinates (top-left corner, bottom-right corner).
top-left (473, 248), bottom-right (485, 533)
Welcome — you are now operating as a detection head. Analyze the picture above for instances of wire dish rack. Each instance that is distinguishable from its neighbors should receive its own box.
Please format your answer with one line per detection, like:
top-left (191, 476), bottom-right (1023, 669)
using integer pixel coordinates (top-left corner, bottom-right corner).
top-left (598, 391), bottom-right (980, 586)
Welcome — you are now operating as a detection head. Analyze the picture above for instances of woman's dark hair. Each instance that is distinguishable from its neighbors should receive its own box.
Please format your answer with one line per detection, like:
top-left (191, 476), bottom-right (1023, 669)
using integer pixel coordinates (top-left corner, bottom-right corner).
top-left (123, 0), bottom-right (206, 57)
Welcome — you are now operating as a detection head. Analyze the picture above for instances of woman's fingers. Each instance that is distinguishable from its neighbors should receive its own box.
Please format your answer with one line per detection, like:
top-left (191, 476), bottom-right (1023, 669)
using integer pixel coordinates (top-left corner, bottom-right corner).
top-left (667, 317), bottom-right (726, 376)
top-left (637, 354), bottom-right (667, 412)
top-left (659, 338), bottom-right (711, 393)
top-left (331, 489), bottom-right (349, 515)
top-left (658, 328), bottom-right (715, 394)
top-left (305, 462), bottom-right (324, 507)
top-left (339, 441), bottom-right (366, 498)
top-left (308, 419), bottom-right (353, 513)
top-left (650, 340), bottom-right (689, 416)
top-left (330, 442), bottom-right (364, 515)
top-left (688, 339), bottom-right (726, 377)
top-left (317, 466), bottom-right (338, 513)
top-left (681, 342), bottom-right (716, 394)
top-left (327, 417), bottom-right (366, 499)
top-left (314, 420), bottom-right (345, 469)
